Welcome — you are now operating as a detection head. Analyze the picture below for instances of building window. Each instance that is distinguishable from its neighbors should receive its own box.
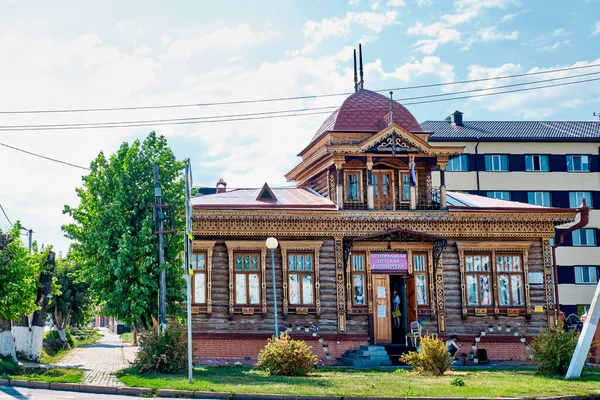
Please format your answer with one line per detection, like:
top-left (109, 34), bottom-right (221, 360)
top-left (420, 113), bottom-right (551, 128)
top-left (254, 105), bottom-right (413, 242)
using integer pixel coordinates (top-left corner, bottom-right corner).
top-left (567, 155), bottom-right (590, 172)
top-left (574, 266), bottom-right (599, 284)
top-left (352, 253), bottom-right (367, 306)
top-left (400, 171), bottom-right (411, 201)
top-left (288, 253), bottom-right (314, 305)
top-left (572, 229), bottom-right (596, 246)
top-left (344, 170), bottom-right (363, 201)
top-left (234, 253), bottom-right (261, 305)
top-left (527, 192), bottom-right (552, 206)
top-left (487, 191), bottom-right (511, 201)
top-left (447, 155), bottom-right (469, 171)
top-left (496, 254), bottom-right (524, 306)
top-left (484, 155), bottom-right (509, 171)
top-left (413, 253), bottom-right (428, 305)
top-left (525, 155), bottom-right (549, 172)
top-left (192, 252), bottom-right (207, 304)
top-left (465, 254), bottom-right (492, 306)
top-left (569, 192), bottom-right (593, 208)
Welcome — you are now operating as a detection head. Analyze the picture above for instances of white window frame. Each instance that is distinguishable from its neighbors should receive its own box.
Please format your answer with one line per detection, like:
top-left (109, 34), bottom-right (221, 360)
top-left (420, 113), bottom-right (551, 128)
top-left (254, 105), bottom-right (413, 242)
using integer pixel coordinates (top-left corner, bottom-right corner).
top-left (527, 191), bottom-right (552, 207)
top-left (525, 155), bottom-right (549, 172)
top-left (485, 155), bottom-right (509, 172)
top-left (487, 191), bottom-right (511, 201)
top-left (569, 192), bottom-right (593, 208)
top-left (574, 266), bottom-right (599, 284)
top-left (572, 229), bottom-right (596, 246)
top-left (567, 155), bottom-right (590, 172)
top-left (447, 155), bottom-right (469, 172)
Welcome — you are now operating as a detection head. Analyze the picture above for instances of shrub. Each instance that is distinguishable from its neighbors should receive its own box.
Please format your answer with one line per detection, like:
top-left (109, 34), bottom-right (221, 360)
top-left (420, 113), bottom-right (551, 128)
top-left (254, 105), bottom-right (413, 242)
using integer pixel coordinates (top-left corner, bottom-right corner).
top-left (256, 332), bottom-right (318, 376)
top-left (450, 377), bottom-right (465, 387)
top-left (0, 356), bottom-right (21, 376)
top-left (400, 334), bottom-right (453, 376)
top-left (42, 329), bottom-right (73, 356)
top-left (133, 323), bottom-right (188, 374)
top-left (530, 328), bottom-right (580, 375)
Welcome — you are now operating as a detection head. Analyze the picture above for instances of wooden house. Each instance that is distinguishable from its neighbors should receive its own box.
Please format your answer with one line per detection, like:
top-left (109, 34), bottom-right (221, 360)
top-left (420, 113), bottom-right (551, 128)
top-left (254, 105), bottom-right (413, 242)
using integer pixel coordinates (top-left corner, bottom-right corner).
top-left (189, 53), bottom-right (580, 365)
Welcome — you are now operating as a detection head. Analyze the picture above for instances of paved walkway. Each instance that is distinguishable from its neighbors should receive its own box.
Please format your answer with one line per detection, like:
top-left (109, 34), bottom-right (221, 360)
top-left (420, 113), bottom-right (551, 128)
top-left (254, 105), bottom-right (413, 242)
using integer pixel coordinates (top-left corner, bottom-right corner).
top-left (57, 328), bottom-right (137, 387)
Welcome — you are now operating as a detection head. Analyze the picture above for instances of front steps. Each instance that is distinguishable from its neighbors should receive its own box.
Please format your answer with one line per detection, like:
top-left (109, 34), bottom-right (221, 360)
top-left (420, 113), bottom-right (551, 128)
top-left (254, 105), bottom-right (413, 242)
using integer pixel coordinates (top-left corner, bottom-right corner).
top-left (340, 345), bottom-right (392, 368)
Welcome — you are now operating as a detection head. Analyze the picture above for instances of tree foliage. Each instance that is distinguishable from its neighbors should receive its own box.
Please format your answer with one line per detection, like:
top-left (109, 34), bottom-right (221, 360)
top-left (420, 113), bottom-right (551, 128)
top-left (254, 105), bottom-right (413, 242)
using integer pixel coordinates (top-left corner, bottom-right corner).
top-left (62, 132), bottom-right (185, 329)
top-left (0, 223), bottom-right (39, 321)
top-left (50, 252), bottom-right (95, 331)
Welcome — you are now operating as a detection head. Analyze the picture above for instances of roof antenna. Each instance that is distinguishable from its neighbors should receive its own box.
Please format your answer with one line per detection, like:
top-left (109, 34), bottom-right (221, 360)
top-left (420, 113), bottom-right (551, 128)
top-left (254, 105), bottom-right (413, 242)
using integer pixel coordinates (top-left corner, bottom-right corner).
top-left (390, 91), bottom-right (397, 156)
top-left (353, 48), bottom-right (358, 93)
top-left (359, 43), bottom-right (364, 90)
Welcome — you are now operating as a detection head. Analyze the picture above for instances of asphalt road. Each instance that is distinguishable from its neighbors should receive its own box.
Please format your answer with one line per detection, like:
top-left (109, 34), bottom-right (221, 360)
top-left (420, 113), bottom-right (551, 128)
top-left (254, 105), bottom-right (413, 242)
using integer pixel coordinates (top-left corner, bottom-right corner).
top-left (0, 386), bottom-right (219, 400)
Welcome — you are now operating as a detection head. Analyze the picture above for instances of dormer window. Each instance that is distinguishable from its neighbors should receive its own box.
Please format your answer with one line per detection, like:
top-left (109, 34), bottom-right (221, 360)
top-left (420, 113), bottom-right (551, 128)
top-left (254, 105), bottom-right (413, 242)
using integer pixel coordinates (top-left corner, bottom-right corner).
top-left (344, 170), bottom-right (363, 202)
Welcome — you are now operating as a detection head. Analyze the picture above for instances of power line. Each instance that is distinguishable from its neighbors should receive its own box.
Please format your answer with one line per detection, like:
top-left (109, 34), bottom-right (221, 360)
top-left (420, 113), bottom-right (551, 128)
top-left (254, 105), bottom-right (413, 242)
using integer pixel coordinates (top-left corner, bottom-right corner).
top-left (0, 76), bottom-right (598, 132)
top-left (1, 63), bottom-right (599, 115)
top-left (0, 141), bottom-right (90, 170)
top-left (2, 70), bottom-right (598, 131)
top-left (0, 203), bottom-right (14, 227)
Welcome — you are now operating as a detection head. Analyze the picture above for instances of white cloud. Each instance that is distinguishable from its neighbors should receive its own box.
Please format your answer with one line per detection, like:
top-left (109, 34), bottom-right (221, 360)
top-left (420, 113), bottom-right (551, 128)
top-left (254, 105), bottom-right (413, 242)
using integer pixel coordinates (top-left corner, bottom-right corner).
top-left (592, 21), bottom-right (600, 36)
top-left (538, 39), bottom-right (571, 52)
top-left (161, 24), bottom-right (274, 60)
top-left (477, 27), bottom-right (519, 41)
top-left (133, 44), bottom-right (152, 57)
top-left (367, 55), bottom-right (456, 83)
top-left (552, 28), bottom-right (571, 37)
top-left (387, 0), bottom-right (405, 6)
top-left (160, 34), bottom-right (172, 44)
top-left (299, 11), bottom-right (398, 54)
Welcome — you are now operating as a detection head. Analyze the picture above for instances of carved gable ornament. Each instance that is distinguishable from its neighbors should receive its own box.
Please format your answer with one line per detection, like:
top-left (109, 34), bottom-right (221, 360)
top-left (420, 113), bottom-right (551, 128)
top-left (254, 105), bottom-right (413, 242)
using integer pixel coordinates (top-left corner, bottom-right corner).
top-left (368, 132), bottom-right (419, 154)
top-left (359, 124), bottom-right (431, 155)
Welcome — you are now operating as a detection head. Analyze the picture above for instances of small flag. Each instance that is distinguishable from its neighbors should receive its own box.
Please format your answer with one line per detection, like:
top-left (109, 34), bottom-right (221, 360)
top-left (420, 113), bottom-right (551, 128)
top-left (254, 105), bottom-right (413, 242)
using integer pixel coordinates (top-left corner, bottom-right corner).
top-left (409, 158), bottom-right (417, 187)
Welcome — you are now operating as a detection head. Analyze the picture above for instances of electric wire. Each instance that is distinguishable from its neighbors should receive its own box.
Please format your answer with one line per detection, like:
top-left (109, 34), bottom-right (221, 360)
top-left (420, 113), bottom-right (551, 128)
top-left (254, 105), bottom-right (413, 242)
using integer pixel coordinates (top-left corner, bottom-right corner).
top-left (0, 203), bottom-right (14, 227)
top-left (0, 76), bottom-right (598, 131)
top-left (1, 63), bottom-right (599, 114)
top-left (2, 70), bottom-right (598, 130)
top-left (0, 141), bottom-right (90, 170)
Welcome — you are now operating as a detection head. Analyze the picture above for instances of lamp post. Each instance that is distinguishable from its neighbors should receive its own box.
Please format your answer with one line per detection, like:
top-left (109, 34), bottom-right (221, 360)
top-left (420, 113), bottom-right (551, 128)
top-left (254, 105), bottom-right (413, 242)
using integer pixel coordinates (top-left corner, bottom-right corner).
top-left (265, 237), bottom-right (279, 338)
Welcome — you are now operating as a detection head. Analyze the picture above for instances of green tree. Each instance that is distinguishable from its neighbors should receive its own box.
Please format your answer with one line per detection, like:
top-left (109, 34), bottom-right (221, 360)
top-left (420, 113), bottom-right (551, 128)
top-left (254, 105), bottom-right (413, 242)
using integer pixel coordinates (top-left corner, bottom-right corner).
top-left (0, 223), bottom-right (39, 361)
top-left (62, 132), bottom-right (185, 332)
top-left (50, 252), bottom-right (95, 342)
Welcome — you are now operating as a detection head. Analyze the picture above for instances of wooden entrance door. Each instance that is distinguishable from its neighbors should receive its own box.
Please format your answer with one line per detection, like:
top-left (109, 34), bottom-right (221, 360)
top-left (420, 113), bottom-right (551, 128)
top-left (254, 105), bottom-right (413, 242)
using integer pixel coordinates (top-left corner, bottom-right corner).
top-left (372, 171), bottom-right (394, 210)
top-left (372, 274), bottom-right (391, 344)
top-left (405, 276), bottom-right (417, 326)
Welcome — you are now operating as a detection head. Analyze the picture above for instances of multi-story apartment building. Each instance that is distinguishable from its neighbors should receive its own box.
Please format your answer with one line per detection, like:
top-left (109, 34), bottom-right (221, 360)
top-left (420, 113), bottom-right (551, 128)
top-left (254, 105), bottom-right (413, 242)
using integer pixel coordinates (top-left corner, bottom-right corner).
top-left (426, 111), bottom-right (600, 318)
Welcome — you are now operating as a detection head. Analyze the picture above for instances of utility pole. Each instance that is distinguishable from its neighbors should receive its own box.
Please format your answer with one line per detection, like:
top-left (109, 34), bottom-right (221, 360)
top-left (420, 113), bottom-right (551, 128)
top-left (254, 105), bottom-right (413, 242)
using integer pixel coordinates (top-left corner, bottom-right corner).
top-left (20, 227), bottom-right (33, 253)
top-left (184, 159), bottom-right (193, 383)
top-left (153, 162), bottom-right (167, 332)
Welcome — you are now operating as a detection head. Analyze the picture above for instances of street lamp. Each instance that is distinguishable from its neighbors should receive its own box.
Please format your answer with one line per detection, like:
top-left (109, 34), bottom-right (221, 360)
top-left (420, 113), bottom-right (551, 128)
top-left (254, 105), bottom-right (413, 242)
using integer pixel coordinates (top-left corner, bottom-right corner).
top-left (265, 237), bottom-right (279, 338)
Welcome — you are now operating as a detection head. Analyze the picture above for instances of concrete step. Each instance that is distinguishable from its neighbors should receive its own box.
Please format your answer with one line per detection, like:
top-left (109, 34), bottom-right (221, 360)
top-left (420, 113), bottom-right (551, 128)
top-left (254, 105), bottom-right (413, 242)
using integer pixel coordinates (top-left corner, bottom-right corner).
top-left (353, 349), bottom-right (388, 357)
top-left (360, 345), bottom-right (386, 352)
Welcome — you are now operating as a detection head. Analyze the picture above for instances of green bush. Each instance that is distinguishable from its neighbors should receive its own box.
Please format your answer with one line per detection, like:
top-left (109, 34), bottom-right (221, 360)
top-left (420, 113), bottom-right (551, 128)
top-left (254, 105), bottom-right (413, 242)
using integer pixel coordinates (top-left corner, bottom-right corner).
top-left (0, 356), bottom-right (21, 376)
top-left (133, 324), bottom-right (188, 374)
top-left (531, 328), bottom-right (580, 375)
top-left (400, 334), bottom-right (453, 376)
top-left (256, 332), bottom-right (318, 376)
top-left (450, 377), bottom-right (465, 387)
top-left (42, 330), bottom-right (73, 356)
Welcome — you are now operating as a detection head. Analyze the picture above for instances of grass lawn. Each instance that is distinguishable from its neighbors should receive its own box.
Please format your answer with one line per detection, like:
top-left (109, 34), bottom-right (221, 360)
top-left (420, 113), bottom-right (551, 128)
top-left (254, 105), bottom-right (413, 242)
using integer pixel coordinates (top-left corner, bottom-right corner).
top-left (117, 366), bottom-right (600, 398)
top-left (10, 367), bottom-right (84, 383)
top-left (119, 331), bottom-right (134, 344)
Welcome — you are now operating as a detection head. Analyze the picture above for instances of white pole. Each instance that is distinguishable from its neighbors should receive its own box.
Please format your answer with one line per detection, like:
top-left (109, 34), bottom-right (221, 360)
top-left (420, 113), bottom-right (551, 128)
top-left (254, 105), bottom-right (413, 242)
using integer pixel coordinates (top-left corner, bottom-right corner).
top-left (185, 160), bottom-right (193, 384)
top-left (565, 280), bottom-right (600, 379)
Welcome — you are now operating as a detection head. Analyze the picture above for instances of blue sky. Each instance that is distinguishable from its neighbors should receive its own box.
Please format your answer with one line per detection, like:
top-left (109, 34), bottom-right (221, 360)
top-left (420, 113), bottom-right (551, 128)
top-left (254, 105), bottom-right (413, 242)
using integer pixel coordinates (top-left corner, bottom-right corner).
top-left (0, 0), bottom-right (599, 252)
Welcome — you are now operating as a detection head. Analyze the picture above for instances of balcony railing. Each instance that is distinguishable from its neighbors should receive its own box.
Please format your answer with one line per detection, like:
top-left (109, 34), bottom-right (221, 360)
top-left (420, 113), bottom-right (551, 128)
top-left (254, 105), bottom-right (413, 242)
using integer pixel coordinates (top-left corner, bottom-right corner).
top-left (341, 186), bottom-right (443, 211)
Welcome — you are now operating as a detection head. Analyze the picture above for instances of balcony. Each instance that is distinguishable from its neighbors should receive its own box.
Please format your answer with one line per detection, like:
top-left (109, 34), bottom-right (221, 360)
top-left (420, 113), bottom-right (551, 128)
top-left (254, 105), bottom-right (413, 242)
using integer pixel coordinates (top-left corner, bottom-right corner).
top-left (341, 185), bottom-right (444, 211)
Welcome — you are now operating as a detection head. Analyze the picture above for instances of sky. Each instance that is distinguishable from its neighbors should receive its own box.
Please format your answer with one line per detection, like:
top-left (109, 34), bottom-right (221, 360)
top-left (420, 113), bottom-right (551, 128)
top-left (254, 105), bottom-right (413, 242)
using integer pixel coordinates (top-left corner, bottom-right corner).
top-left (0, 0), bottom-right (599, 253)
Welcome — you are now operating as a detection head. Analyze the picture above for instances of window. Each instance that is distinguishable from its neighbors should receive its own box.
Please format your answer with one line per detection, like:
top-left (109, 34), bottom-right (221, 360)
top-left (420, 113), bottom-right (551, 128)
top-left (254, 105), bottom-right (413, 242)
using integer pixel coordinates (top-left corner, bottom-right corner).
top-left (400, 171), bottom-right (411, 201)
top-left (487, 191), bottom-right (511, 201)
top-left (234, 253), bottom-right (261, 305)
top-left (525, 155), bottom-right (549, 171)
top-left (567, 155), bottom-right (590, 172)
top-left (574, 266), bottom-right (599, 284)
top-left (496, 254), bottom-right (524, 306)
top-left (572, 229), bottom-right (596, 246)
top-left (569, 192), bottom-right (593, 208)
top-left (413, 253), bottom-right (428, 305)
top-left (192, 252), bottom-right (207, 304)
top-left (288, 253), bottom-right (314, 305)
top-left (465, 254), bottom-right (492, 306)
top-left (344, 170), bottom-right (362, 201)
top-left (447, 155), bottom-right (469, 171)
top-left (485, 155), bottom-right (509, 171)
top-left (527, 192), bottom-right (552, 206)
top-left (351, 253), bottom-right (367, 306)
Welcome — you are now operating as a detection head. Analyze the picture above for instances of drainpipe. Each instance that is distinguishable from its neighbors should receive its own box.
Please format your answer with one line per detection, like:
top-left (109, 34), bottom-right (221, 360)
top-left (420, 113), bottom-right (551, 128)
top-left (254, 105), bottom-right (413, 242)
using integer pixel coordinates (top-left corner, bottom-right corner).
top-left (474, 139), bottom-right (481, 195)
top-left (552, 198), bottom-right (590, 318)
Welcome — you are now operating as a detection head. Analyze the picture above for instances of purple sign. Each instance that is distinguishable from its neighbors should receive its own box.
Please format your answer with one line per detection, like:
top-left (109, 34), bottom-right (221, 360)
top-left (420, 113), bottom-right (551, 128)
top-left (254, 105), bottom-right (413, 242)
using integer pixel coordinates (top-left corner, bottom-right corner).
top-left (370, 252), bottom-right (408, 273)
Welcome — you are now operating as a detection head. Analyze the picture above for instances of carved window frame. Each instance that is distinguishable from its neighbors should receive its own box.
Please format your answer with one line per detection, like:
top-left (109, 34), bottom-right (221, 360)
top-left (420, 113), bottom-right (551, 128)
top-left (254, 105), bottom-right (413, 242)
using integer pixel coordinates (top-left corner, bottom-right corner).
top-left (343, 169), bottom-right (364, 203)
top-left (225, 241), bottom-right (267, 316)
top-left (457, 242), bottom-right (532, 319)
top-left (349, 252), bottom-right (368, 311)
top-left (191, 241), bottom-right (215, 314)
top-left (279, 241), bottom-right (323, 317)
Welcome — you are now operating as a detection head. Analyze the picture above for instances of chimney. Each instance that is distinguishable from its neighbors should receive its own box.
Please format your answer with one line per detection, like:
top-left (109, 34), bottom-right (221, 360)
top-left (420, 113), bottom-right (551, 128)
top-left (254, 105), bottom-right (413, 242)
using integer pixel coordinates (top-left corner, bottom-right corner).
top-left (450, 110), bottom-right (463, 126)
top-left (216, 178), bottom-right (227, 193)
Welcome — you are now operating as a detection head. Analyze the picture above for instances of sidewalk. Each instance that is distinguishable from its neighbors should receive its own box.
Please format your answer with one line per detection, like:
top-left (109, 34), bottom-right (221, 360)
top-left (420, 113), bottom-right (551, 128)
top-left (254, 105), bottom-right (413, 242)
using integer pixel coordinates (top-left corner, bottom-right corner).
top-left (56, 328), bottom-right (138, 387)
